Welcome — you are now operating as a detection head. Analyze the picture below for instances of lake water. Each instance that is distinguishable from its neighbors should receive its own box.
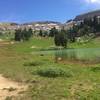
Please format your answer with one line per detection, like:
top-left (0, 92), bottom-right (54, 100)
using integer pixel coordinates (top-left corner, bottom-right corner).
top-left (32, 48), bottom-right (100, 64)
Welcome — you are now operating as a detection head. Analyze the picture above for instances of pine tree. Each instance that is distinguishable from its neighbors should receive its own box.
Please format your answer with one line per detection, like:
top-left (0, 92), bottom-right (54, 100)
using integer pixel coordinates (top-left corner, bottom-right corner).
top-left (15, 29), bottom-right (22, 41)
top-left (54, 29), bottom-right (68, 48)
top-left (39, 30), bottom-right (43, 37)
top-left (49, 27), bottom-right (58, 37)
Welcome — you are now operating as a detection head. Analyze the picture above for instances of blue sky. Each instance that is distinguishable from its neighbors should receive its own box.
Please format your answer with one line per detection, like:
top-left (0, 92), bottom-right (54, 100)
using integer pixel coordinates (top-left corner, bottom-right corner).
top-left (0, 0), bottom-right (100, 23)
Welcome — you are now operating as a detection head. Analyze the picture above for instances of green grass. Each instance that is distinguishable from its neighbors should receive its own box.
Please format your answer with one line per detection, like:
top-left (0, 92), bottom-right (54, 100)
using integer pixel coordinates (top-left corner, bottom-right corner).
top-left (0, 31), bottom-right (14, 40)
top-left (7, 37), bottom-right (100, 54)
top-left (69, 37), bottom-right (100, 48)
top-left (10, 37), bottom-right (54, 53)
top-left (0, 37), bottom-right (100, 100)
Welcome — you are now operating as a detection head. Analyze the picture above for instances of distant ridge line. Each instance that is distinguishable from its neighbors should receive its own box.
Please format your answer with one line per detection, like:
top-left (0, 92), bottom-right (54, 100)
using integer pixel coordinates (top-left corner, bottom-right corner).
top-left (74, 9), bottom-right (100, 21)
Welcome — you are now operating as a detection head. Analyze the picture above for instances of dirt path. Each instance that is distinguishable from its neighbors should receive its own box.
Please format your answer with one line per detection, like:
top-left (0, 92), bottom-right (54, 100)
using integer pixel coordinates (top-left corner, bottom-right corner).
top-left (0, 75), bottom-right (27, 100)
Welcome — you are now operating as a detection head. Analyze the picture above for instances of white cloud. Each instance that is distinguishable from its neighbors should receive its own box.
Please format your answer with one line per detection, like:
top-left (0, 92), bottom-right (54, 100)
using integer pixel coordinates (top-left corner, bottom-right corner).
top-left (85, 0), bottom-right (100, 4)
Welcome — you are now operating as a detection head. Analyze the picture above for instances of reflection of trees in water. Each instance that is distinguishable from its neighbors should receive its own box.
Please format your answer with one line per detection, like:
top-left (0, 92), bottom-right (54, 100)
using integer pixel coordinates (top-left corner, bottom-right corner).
top-left (55, 50), bottom-right (77, 62)
top-left (54, 49), bottom-right (100, 63)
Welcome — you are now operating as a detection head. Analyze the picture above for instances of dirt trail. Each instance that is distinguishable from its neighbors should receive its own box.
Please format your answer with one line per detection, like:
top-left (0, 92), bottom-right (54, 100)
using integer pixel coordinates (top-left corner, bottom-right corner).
top-left (0, 75), bottom-right (27, 100)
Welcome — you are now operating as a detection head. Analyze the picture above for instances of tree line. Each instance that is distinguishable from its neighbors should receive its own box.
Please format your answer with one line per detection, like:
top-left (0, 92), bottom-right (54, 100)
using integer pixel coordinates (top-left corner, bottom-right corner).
top-left (70, 16), bottom-right (100, 37)
top-left (14, 27), bottom-right (68, 48)
top-left (14, 16), bottom-right (100, 48)
top-left (15, 28), bottom-right (33, 41)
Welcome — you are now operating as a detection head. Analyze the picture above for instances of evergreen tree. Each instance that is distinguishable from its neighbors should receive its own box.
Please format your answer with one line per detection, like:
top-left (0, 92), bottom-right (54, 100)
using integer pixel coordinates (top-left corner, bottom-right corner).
top-left (28, 28), bottom-right (33, 37)
top-left (49, 27), bottom-right (58, 37)
top-left (68, 26), bottom-right (77, 42)
top-left (39, 30), bottom-right (43, 37)
top-left (14, 28), bottom-right (32, 41)
top-left (21, 28), bottom-right (28, 41)
top-left (15, 29), bottom-right (22, 41)
top-left (54, 29), bottom-right (68, 48)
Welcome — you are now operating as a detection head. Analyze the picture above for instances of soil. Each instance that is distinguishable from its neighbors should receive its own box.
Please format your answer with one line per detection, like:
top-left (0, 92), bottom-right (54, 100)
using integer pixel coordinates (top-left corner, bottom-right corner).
top-left (0, 75), bottom-right (27, 100)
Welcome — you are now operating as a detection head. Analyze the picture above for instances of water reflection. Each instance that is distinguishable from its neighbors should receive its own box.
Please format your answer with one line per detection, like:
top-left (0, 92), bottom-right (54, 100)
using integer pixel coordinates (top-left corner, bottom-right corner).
top-left (32, 48), bottom-right (100, 64)
top-left (55, 49), bottom-right (77, 62)
top-left (55, 48), bottom-right (100, 64)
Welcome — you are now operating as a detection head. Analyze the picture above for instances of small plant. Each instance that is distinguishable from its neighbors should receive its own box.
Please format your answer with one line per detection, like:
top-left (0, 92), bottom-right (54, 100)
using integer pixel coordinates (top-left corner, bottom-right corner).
top-left (24, 61), bottom-right (42, 66)
top-left (36, 67), bottom-right (73, 78)
top-left (8, 87), bottom-right (16, 92)
top-left (90, 67), bottom-right (100, 72)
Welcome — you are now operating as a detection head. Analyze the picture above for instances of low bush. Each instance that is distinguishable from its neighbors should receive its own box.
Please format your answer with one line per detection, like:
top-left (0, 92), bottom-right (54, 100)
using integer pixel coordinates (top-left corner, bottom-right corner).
top-left (36, 67), bottom-right (73, 78)
top-left (24, 61), bottom-right (42, 67)
top-left (90, 67), bottom-right (100, 72)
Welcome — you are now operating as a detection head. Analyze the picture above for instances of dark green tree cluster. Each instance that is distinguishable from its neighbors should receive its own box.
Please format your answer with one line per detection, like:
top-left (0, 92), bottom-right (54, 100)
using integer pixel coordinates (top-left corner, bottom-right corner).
top-left (67, 26), bottom-right (77, 42)
top-left (54, 29), bottom-right (68, 48)
top-left (49, 27), bottom-right (58, 37)
top-left (38, 30), bottom-right (48, 37)
top-left (15, 28), bottom-right (33, 41)
top-left (39, 30), bottom-right (43, 37)
top-left (71, 16), bottom-right (100, 37)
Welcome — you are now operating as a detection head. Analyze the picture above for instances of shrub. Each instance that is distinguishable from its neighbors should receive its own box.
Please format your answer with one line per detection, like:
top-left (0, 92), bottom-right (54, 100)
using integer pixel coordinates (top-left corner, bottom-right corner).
top-left (90, 67), bottom-right (100, 72)
top-left (8, 87), bottom-right (16, 92)
top-left (36, 67), bottom-right (73, 78)
top-left (24, 61), bottom-right (42, 67)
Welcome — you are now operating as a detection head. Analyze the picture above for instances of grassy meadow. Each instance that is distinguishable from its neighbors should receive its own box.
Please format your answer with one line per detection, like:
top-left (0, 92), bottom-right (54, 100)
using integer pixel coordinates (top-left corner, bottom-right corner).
top-left (0, 36), bottom-right (100, 100)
